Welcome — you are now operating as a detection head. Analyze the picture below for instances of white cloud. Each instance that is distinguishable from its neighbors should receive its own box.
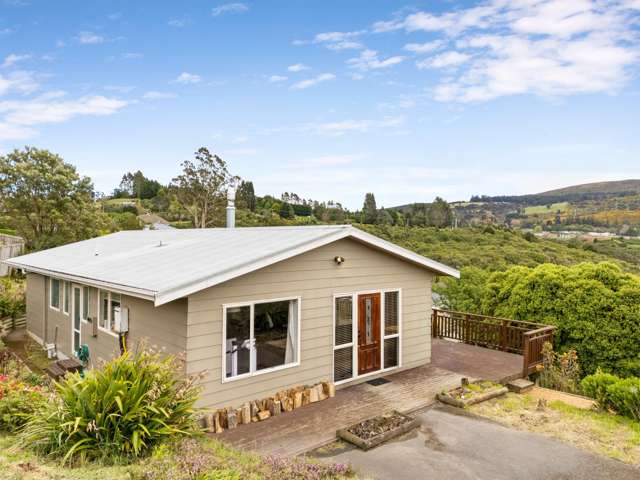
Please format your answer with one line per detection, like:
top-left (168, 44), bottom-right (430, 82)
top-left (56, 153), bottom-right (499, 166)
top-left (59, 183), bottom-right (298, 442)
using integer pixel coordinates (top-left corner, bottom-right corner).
top-left (0, 122), bottom-right (35, 141)
top-left (287, 63), bottom-right (310, 72)
top-left (290, 73), bottom-right (335, 90)
top-left (374, 0), bottom-right (640, 102)
top-left (107, 12), bottom-right (122, 21)
top-left (347, 49), bottom-right (405, 71)
top-left (269, 75), bottom-right (288, 83)
top-left (212, 3), bottom-right (248, 16)
top-left (2, 53), bottom-right (31, 68)
top-left (0, 70), bottom-right (38, 96)
top-left (168, 18), bottom-right (189, 28)
top-left (104, 85), bottom-right (135, 93)
top-left (312, 30), bottom-right (365, 51)
top-left (302, 154), bottom-right (363, 166)
top-left (404, 40), bottom-right (444, 54)
top-left (76, 31), bottom-right (104, 44)
top-left (173, 72), bottom-right (202, 84)
top-left (417, 51), bottom-right (470, 69)
top-left (122, 52), bottom-right (143, 60)
top-left (0, 93), bottom-right (127, 140)
top-left (142, 91), bottom-right (176, 99)
top-left (313, 116), bottom-right (405, 136)
top-left (232, 135), bottom-right (248, 144)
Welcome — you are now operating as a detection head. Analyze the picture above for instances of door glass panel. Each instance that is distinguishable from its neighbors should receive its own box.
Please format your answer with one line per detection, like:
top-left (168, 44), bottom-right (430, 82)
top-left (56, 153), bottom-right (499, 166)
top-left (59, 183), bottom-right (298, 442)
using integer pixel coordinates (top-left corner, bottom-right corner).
top-left (254, 300), bottom-right (296, 371)
top-left (335, 296), bottom-right (353, 346)
top-left (384, 337), bottom-right (399, 368)
top-left (225, 306), bottom-right (251, 378)
top-left (365, 298), bottom-right (373, 344)
top-left (74, 331), bottom-right (80, 351)
top-left (384, 291), bottom-right (399, 336)
top-left (334, 347), bottom-right (353, 381)
top-left (73, 288), bottom-right (81, 329)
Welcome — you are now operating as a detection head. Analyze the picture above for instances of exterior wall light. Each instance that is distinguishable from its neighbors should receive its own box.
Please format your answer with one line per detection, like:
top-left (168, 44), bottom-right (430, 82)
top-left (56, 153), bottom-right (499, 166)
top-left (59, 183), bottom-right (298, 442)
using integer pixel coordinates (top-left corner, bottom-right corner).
top-left (334, 256), bottom-right (345, 265)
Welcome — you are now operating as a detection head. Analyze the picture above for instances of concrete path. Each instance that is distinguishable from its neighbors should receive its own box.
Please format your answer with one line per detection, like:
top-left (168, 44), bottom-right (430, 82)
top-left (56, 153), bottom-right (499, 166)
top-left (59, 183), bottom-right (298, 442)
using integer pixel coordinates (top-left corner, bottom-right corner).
top-left (313, 406), bottom-right (639, 480)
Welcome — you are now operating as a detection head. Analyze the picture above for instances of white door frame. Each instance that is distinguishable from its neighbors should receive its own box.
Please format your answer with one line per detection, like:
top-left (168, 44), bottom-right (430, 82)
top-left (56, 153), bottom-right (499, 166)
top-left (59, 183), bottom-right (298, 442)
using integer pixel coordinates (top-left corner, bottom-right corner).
top-left (71, 284), bottom-right (82, 354)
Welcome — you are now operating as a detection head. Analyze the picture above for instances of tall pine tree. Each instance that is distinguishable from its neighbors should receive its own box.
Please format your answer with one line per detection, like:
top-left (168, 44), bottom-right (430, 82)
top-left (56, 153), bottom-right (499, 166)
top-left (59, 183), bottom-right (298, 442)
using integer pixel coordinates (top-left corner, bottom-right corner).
top-left (362, 192), bottom-right (377, 224)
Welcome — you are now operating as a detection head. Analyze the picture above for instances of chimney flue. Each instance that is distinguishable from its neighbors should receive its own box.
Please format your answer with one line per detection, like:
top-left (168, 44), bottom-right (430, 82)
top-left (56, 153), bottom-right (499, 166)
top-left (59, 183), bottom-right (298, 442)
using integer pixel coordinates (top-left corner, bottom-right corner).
top-left (226, 188), bottom-right (236, 228)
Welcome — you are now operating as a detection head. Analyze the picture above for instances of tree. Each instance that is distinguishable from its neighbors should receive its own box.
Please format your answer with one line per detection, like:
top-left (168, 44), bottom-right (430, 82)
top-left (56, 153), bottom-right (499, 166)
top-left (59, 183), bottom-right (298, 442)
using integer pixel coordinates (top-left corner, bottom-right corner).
top-left (170, 148), bottom-right (236, 228)
top-left (236, 180), bottom-right (256, 212)
top-left (279, 202), bottom-right (295, 219)
top-left (0, 147), bottom-right (103, 250)
top-left (362, 193), bottom-right (377, 224)
top-left (115, 171), bottom-right (162, 199)
top-left (427, 197), bottom-right (453, 228)
top-left (376, 208), bottom-right (394, 225)
top-left (437, 262), bottom-right (640, 377)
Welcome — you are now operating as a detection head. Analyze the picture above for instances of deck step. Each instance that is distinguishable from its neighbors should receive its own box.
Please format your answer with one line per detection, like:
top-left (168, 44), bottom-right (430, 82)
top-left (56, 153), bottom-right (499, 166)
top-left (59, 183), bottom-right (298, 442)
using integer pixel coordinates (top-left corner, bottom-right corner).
top-left (506, 378), bottom-right (534, 393)
top-left (56, 358), bottom-right (82, 374)
top-left (45, 363), bottom-right (66, 380)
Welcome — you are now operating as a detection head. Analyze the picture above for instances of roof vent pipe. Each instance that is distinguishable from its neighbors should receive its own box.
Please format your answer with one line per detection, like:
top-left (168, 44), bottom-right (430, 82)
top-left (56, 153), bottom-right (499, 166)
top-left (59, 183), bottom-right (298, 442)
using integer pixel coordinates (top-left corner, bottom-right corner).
top-left (226, 187), bottom-right (236, 228)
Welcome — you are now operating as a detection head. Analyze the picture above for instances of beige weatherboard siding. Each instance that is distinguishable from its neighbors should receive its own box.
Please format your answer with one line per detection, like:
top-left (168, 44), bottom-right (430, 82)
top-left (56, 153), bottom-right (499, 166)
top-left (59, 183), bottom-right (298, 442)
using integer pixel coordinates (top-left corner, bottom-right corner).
top-left (187, 238), bottom-right (434, 409)
top-left (25, 272), bottom-right (187, 367)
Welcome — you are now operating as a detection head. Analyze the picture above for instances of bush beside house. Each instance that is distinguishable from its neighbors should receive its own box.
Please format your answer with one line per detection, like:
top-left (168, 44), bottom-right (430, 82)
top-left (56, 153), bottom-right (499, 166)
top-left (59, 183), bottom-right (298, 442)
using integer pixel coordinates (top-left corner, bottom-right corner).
top-left (581, 371), bottom-right (640, 421)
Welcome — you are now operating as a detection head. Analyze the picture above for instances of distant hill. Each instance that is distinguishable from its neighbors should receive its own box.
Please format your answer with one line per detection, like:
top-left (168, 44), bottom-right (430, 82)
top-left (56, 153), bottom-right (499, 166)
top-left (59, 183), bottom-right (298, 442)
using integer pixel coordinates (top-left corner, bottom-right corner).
top-left (536, 180), bottom-right (640, 197)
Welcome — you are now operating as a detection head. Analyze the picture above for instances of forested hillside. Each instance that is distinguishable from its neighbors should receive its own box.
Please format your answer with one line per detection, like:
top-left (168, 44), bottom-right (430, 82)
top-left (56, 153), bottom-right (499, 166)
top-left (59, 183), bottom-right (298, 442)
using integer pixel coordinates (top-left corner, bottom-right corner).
top-left (357, 225), bottom-right (640, 274)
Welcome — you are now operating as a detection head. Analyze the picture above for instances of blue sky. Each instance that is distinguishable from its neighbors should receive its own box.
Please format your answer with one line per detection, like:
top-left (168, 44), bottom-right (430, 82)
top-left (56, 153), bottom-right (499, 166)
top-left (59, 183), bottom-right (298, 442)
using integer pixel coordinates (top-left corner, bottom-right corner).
top-left (1, 0), bottom-right (639, 209)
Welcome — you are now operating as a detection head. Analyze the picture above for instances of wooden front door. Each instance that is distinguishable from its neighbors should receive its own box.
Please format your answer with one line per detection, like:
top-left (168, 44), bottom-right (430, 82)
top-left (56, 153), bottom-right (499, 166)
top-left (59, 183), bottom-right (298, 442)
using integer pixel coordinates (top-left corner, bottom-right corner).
top-left (358, 293), bottom-right (381, 375)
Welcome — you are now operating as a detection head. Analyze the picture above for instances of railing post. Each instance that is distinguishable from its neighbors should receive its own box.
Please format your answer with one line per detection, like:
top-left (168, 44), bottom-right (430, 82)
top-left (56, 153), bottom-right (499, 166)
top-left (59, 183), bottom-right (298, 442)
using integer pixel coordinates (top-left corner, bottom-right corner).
top-left (522, 332), bottom-right (531, 378)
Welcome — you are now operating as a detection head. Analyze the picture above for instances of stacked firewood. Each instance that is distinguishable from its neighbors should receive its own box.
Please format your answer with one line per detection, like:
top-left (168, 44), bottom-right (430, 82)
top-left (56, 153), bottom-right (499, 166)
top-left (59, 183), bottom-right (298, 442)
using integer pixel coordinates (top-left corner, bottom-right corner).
top-left (200, 381), bottom-right (335, 433)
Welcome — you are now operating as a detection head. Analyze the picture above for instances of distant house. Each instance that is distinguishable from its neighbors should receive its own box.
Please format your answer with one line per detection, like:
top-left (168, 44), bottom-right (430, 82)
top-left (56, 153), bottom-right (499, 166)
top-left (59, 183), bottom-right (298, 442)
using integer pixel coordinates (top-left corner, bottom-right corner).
top-left (4, 224), bottom-right (458, 408)
top-left (0, 233), bottom-right (24, 277)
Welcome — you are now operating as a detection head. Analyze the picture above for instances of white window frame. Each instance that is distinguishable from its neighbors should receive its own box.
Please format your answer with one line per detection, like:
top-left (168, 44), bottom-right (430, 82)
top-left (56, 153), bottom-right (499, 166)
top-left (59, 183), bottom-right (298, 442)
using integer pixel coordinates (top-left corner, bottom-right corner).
top-left (63, 281), bottom-right (70, 315)
top-left (97, 289), bottom-right (120, 337)
top-left (49, 278), bottom-right (61, 311)
top-left (332, 288), bottom-right (402, 386)
top-left (81, 286), bottom-right (90, 323)
top-left (221, 296), bottom-right (301, 384)
top-left (70, 284), bottom-right (82, 353)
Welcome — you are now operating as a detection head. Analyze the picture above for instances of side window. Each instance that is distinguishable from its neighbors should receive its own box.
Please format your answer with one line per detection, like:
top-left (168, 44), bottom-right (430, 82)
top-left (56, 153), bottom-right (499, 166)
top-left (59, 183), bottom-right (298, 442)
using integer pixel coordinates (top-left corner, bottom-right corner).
top-left (50, 278), bottom-right (60, 310)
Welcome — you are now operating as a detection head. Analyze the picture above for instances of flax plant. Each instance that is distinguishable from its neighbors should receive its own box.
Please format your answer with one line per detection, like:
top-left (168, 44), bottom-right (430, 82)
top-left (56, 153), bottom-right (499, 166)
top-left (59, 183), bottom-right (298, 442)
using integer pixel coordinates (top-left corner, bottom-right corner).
top-left (20, 344), bottom-right (203, 464)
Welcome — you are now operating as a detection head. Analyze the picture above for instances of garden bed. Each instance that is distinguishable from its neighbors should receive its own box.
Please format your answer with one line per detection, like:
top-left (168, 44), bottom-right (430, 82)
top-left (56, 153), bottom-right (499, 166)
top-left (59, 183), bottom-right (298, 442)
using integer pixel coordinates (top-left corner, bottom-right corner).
top-left (337, 411), bottom-right (419, 450)
top-left (437, 379), bottom-right (508, 408)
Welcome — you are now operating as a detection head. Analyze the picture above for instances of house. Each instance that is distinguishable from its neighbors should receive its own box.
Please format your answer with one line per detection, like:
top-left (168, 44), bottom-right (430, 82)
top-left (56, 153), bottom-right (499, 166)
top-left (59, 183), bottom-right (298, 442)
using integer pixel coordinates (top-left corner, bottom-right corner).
top-left (4, 224), bottom-right (459, 409)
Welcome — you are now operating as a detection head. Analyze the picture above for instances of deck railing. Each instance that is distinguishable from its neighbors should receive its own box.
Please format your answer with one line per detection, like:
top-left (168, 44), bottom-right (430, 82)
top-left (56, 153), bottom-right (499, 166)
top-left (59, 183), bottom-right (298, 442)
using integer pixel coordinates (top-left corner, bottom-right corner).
top-left (431, 308), bottom-right (555, 378)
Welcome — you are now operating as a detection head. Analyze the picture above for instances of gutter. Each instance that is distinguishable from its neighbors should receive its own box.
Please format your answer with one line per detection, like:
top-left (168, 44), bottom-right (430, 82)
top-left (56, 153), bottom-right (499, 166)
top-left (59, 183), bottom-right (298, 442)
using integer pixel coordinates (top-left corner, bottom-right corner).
top-left (3, 260), bottom-right (156, 302)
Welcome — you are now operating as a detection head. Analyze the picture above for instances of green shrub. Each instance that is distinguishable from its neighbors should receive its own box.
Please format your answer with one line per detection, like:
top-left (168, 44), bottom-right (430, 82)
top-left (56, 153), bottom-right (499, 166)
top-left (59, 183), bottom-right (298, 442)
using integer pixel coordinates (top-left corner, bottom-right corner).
top-left (0, 374), bottom-right (49, 432)
top-left (581, 371), bottom-right (620, 409)
top-left (607, 377), bottom-right (640, 421)
top-left (0, 277), bottom-right (25, 319)
top-left (20, 346), bottom-right (202, 464)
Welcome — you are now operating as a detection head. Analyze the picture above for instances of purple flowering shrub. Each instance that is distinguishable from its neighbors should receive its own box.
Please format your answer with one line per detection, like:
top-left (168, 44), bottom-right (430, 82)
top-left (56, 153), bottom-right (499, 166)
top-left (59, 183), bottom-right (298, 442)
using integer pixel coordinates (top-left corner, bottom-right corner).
top-left (135, 438), bottom-right (353, 480)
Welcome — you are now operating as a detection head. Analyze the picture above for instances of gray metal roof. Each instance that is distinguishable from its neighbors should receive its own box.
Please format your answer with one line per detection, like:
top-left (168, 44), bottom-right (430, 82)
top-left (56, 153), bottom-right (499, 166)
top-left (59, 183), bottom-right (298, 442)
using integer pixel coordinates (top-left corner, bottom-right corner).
top-left (5, 225), bottom-right (459, 306)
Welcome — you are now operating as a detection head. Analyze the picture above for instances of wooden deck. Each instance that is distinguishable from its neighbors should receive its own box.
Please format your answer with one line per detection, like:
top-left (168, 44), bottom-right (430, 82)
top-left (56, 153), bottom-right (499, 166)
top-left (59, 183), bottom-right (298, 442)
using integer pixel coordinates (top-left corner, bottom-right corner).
top-left (217, 340), bottom-right (523, 456)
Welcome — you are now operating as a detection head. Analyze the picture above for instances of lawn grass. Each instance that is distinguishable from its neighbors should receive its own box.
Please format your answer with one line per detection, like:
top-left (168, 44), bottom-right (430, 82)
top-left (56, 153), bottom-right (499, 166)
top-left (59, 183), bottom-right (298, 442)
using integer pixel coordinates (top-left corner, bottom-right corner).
top-left (524, 202), bottom-right (570, 215)
top-left (470, 392), bottom-right (640, 465)
top-left (0, 434), bottom-right (132, 480)
top-left (0, 433), bottom-right (355, 480)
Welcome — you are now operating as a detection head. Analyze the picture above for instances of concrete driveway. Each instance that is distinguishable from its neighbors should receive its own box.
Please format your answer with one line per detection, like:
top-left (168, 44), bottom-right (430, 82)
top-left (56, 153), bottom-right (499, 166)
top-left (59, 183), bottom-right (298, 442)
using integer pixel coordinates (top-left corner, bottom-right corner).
top-left (312, 406), bottom-right (639, 480)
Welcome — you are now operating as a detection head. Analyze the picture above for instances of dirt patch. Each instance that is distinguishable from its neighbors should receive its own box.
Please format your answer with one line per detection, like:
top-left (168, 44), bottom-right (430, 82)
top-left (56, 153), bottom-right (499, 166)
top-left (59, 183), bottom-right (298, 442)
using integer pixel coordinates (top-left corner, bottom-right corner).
top-left (2, 329), bottom-right (49, 374)
top-left (421, 424), bottom-right (446, 451)
top-left (528, 386), bottom-right (596, 410)
top-left (470, 392), bottom-right (640, 465)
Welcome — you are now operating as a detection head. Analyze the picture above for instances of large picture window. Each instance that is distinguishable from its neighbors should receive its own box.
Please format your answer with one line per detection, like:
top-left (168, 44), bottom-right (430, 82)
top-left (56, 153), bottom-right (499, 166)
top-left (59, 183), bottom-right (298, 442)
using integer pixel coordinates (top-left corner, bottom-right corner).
top-left (224, 297), bottom-right (300, 381)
